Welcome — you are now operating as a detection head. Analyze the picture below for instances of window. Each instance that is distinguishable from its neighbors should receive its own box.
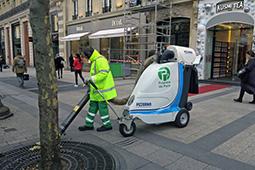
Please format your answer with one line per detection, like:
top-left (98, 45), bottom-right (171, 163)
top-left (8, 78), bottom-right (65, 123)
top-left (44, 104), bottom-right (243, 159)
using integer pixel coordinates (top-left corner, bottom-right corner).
top-left (129, 0), bottom-right (141, 7)
top-left (51, 14), bottom-right (58, 32)
top-left (86, 0), bottom-right (92, 16)
top-left (103, 0), bottom-right (111, 13)
top-left (73, 0), bottom-right (78, 20)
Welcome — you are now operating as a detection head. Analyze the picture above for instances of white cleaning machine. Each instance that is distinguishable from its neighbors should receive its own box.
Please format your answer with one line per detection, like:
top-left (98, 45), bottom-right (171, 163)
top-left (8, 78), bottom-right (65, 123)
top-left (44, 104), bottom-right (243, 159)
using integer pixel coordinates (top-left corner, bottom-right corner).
top-left (119, 45), bottom-right (199, 137)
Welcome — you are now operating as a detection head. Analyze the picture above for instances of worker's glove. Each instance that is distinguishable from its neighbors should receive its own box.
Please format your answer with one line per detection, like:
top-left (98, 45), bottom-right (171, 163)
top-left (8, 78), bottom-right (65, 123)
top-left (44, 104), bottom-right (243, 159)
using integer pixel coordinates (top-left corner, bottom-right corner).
top-left (84, 76), bottom-right (94, 85)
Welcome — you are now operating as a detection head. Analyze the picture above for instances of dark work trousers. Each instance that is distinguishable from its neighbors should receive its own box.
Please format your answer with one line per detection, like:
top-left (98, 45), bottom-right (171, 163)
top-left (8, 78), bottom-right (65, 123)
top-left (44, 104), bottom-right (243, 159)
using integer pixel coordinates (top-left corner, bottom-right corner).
top-left (74, 70), bottom-right (85, 85)
top-left (0, 64), bottom-right (2, 72)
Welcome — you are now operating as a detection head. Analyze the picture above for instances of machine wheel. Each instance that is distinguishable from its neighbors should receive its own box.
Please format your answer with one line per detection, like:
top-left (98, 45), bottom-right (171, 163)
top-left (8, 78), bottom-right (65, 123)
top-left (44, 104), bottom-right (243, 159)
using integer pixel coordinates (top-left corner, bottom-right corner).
top-left (175, 109), bottom-right (190, 128)
top-left (185, 102), bottom-right (193, 111)
top-left (119, 122), bottom-right (136, 137)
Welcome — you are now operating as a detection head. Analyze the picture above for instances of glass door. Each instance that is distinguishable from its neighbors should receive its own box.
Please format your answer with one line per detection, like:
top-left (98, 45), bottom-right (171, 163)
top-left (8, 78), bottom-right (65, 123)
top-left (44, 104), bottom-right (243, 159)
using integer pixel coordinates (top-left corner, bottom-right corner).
top-left (209, 23), bottom-right (253, 80)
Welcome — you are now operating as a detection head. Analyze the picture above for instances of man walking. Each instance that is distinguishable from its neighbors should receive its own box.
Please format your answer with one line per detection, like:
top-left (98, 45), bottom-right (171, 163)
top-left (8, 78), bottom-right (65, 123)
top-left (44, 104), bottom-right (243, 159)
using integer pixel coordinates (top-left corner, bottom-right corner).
top-left (12, 52), bottom-right (27, 87)
top-left (78, 47), bottom-right (117, 132)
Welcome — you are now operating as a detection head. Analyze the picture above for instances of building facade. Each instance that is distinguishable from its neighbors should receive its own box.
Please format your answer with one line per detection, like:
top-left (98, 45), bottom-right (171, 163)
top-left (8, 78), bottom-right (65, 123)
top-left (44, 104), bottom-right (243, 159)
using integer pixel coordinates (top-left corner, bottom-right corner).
top-left (0, 0), bottom-right (32, 66)
top-left (196, 0), bottom-right (255, 80)
top-left (61, 0), bottom-right (198, 69)
top-left (0, 0), bottom-right (62, 66)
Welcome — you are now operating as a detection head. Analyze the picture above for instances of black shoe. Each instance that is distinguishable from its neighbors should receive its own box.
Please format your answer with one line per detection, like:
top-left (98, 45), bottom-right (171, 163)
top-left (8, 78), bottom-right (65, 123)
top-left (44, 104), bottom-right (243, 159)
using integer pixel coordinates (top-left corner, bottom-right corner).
top-left (233, 98), bottom-right (242, 103)
top-left (249, 100), bottom-right (255, 104)
top-left (96, 126), bottom-right (112, 132)
top-left (78, 125), bottom-right (94, 131)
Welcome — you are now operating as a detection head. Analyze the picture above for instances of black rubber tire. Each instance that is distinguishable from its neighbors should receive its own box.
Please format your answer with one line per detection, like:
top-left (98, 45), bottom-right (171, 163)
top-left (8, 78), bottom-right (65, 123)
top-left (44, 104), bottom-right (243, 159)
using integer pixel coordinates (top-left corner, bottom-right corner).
top-left (119, 122), bottom-right (136, 137)
top-left (175, 109), bottom-right (190, 128)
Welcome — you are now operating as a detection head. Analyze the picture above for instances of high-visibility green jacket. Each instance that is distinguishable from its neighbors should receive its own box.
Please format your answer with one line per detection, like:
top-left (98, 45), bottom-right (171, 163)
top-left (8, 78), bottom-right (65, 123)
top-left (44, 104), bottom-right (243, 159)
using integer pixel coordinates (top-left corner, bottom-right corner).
top-left (89, 50), bottom-right (117, 101)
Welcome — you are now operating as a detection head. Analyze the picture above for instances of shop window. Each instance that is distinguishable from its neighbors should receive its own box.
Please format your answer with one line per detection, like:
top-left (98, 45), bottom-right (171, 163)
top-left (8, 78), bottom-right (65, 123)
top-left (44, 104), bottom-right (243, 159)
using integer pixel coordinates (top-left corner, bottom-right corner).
top-left (102, 0), bottom-right (111, 13)
top-left (0, 28), bottom-right (5, 60)
top-left (170, 18), bottom-right (190, 47)
top-left (73, 0), bottom-right (78, 20)
top-left (12, 23), bottom-right (21, 57)
top-left (129, 0), bottom-right (142, 7)
top-left (86, 0), bottom-right (92, 17)
top-left (51, 14), bottom-right (58, 32)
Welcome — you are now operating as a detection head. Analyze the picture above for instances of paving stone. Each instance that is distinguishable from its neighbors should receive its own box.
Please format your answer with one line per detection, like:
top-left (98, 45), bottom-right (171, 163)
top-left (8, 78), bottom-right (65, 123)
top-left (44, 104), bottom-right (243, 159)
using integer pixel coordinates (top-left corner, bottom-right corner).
top-left (126, 141), bottom-right (161, 157)
top-left (145, 148), bottom-right (183, 167)
top-left (165, 156), bottom-right (208, 170)
top-left (203, 165), bottom-right (222, 170)
top-left (136, 162), bottom-right (167, 170)
top-left (213, 123), bottom-right (255, 166)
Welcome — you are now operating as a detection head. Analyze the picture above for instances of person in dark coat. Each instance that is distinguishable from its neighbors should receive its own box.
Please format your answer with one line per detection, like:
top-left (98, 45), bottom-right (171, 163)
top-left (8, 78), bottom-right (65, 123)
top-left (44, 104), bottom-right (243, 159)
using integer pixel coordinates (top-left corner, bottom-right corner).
top-left (0, 55), bottom-right (3, 72)
top-left (69, 54), bottom-right (74, 72)
top-left (234, 50), bottom-right (255, 104)
top-left (55, 54), bottom-right (65, 79)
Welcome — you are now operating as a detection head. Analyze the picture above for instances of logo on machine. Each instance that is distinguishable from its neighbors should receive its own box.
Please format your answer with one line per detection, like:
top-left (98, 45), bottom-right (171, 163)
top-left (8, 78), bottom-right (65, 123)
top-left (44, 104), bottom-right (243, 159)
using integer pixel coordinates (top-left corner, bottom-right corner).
top-left (158, 67), bottom-right (170, 81)
top-left (136, 102), bottom-right (152, 107)
top-left (158, 67), bottom-right (171, 88)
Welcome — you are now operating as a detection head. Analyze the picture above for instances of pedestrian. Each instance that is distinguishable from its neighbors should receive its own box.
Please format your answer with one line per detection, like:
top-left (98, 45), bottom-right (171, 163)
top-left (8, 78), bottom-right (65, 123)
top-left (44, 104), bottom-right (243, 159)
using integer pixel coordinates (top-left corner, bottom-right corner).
top-left (69, 54), bottom-right (74, 72)
top-left (234, 49), bottom-right (255, 104)
top-left (0, 55), bottom-right (3, 72)
top-left (12, 52), bottom-right (27, 88)
top-left (78, 47), bottom-right (117, 132)
top-left (73, 53), bottom-right (85, 87)
top-left (55, 54), bottom-right (65, 79)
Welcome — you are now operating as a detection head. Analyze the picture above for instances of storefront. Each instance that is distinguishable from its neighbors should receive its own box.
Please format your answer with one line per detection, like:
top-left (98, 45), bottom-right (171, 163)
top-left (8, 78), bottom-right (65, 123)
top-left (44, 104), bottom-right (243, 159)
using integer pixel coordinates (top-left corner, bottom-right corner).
top-left (196, 0), bottom-right (255, 80)
top-left (64, 14), bottom-right (140, 71)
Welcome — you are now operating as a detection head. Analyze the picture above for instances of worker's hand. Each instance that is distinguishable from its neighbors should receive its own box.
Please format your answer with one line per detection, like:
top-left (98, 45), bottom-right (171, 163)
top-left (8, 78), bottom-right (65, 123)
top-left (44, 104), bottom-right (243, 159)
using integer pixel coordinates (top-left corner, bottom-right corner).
top-left (84, 76), bottom-right (94, 85)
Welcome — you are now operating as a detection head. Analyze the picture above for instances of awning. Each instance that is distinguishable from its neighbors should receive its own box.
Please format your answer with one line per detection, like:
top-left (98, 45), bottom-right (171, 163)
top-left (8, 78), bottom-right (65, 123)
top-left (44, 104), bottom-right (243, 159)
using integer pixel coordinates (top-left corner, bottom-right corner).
top-left (60, 32), bottom-right (90, 41)
top-left (89, 27), bottom-right (133, 39)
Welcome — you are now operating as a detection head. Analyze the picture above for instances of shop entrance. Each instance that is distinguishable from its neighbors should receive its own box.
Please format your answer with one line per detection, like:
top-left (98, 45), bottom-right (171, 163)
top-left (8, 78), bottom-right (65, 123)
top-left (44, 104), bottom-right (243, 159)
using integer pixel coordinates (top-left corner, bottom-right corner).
top-left (208, 23), bottom-right (253, 80)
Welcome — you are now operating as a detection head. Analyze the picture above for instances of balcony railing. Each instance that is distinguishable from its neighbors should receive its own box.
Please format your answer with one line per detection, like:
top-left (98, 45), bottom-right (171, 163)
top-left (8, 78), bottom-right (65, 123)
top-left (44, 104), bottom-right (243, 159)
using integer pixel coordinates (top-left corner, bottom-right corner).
top-left (72, 15), bottom-right (78, 20)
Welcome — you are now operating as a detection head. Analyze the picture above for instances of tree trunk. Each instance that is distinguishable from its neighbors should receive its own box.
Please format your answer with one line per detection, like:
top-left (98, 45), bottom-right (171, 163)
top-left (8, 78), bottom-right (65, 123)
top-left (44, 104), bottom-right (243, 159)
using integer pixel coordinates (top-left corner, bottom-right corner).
top-left (29, 1), bottom-right (61, 169)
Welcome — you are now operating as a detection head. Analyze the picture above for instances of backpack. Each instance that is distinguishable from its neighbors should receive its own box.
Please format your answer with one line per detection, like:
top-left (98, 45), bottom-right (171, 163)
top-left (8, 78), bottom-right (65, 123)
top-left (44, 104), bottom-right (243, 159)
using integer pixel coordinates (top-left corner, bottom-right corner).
top-left (17, 58), bottom-right (25, 68)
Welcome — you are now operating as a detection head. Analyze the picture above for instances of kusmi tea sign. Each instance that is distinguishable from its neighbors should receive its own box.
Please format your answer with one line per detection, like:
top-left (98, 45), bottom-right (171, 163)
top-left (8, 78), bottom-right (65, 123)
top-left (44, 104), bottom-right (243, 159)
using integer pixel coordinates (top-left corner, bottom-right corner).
top-left (216, 0), bottom-right (244, 13)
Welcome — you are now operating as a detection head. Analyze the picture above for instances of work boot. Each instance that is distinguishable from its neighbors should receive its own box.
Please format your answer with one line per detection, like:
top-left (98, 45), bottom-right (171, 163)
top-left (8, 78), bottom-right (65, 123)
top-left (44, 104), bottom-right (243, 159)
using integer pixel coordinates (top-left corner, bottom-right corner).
top-left (78, 125), bottom-right (94, 131)
top-left (233, 98), bottom-right (242, 103)
top-left (96, 126), bottom-right (112, 132)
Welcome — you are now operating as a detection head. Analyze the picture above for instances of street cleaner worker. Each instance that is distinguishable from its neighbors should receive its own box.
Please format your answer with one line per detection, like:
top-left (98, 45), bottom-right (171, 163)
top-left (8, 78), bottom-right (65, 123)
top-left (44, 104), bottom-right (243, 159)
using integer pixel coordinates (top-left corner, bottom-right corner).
top-left (78, 47), bottom-right (117, 132)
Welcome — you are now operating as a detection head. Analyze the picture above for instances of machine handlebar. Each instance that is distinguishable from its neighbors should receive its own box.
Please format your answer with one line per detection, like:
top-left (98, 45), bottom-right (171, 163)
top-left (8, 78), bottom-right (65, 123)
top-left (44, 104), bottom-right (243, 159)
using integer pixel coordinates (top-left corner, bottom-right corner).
top-left (89, 80), bottom-right (98, 90)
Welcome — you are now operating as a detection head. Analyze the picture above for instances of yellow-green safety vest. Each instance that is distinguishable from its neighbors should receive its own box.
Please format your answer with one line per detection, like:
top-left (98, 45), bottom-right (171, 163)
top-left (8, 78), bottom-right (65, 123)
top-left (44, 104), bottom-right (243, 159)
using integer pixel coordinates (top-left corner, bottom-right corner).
top-left (89, 50), bottom-right (117, 101)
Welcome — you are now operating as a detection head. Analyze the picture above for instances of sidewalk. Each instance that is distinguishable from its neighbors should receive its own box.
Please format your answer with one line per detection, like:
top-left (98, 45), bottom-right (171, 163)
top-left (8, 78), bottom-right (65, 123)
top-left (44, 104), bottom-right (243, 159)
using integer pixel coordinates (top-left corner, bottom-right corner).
top-left (1, 67), bottom-right (255, 169)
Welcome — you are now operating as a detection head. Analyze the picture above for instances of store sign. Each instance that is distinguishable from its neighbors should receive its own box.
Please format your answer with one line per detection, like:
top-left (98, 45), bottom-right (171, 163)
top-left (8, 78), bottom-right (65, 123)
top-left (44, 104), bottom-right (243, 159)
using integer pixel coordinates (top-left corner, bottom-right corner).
top-left (112, 19), bottom-right (122, 27)
top-left (76, 26), bottom-right (83, 31)
top-left (216, 0), bottom-right (244, 13)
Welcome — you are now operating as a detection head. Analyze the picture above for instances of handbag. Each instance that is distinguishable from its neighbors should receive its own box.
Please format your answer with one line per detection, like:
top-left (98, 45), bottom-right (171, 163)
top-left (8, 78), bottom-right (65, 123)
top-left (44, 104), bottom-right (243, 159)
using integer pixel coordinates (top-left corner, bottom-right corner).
top-left (23, 73), bottom-right (29, 81)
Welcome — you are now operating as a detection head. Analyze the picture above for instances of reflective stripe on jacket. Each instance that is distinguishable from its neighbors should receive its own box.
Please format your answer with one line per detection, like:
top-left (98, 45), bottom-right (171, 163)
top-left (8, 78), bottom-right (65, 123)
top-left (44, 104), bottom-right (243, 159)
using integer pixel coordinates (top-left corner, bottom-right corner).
top-left (89, 50), bottom-right (117, 101)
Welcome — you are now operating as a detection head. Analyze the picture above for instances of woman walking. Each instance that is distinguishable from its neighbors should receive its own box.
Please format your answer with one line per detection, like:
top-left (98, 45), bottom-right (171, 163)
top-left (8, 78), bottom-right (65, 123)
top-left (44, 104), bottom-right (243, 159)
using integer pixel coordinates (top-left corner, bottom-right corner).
top-left (73, 53), bottom-right (85, 87)
top-left (234, 50), bottom-right (255, 104)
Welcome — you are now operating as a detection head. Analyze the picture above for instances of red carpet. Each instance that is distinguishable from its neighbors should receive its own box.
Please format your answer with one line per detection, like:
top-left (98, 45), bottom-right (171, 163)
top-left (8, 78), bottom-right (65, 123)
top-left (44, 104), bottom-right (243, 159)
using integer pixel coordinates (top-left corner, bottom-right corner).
top-left (189, 84), bottom-right (231, 96)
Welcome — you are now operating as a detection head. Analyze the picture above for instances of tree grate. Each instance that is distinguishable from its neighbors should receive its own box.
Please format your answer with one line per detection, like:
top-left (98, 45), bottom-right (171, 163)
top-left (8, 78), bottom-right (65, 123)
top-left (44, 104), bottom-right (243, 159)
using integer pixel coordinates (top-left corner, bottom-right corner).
top-left (0, 141), bottom-right (116, 170)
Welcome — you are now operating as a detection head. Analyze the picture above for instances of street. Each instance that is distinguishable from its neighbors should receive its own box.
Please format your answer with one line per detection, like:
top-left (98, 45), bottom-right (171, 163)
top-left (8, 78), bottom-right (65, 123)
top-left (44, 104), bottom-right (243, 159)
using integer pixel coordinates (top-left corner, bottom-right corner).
top-left (0, 67), bottom-right (255, 170)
